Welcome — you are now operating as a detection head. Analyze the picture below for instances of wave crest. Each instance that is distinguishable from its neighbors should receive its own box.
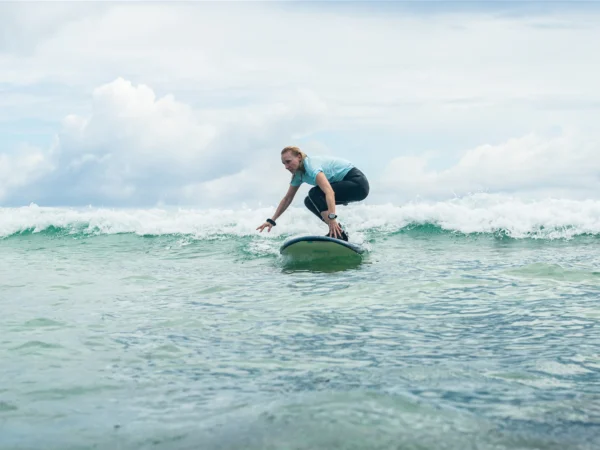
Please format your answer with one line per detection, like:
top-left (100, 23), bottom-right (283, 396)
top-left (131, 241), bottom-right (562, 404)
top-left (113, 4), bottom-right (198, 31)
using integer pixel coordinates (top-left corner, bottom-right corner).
top-left (2, 195), bottom-right (600, 240)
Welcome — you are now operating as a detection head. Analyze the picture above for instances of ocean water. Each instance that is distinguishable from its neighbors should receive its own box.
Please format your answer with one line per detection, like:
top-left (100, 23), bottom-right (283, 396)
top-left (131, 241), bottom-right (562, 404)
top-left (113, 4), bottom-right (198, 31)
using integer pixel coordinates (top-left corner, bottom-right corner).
top-left (1, 194), bottom-right (600, 450)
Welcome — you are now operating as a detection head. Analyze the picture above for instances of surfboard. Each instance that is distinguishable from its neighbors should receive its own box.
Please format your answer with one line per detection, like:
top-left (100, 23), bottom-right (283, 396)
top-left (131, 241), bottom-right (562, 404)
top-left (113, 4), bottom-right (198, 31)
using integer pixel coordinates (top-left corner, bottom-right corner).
top-left (280, 235), bottom-right (364, 260)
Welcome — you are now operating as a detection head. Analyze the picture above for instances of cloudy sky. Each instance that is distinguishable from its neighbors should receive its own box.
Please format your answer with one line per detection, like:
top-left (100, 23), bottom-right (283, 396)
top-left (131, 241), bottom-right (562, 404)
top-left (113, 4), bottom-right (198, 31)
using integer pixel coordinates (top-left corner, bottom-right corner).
top-left (1, 1), bottom-right (600, 208)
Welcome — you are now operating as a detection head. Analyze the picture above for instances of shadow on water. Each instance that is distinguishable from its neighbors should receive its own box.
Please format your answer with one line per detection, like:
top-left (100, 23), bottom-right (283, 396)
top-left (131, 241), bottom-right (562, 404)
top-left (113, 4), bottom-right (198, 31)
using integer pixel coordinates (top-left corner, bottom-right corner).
top-left (279, 254), bottom-right (365, 273)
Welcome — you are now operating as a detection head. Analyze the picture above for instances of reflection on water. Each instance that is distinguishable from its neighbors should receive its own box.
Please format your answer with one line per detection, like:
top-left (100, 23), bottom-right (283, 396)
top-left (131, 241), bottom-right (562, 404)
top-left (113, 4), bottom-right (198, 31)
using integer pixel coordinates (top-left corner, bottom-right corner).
top-left (279, 254), bottom-right (365, 273)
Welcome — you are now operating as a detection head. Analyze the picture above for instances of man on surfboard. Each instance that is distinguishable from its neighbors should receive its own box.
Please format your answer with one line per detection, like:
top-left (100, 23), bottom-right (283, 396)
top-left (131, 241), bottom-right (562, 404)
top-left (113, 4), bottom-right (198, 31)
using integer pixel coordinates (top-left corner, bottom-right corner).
top-left (256, 146), bottom-right (370, 241)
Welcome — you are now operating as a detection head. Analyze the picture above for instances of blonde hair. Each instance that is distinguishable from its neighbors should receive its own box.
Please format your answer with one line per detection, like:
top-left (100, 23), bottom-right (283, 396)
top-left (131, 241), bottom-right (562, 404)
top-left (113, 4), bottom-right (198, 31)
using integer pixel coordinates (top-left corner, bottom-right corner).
top-left (281, 146), bottom-right (308, 173)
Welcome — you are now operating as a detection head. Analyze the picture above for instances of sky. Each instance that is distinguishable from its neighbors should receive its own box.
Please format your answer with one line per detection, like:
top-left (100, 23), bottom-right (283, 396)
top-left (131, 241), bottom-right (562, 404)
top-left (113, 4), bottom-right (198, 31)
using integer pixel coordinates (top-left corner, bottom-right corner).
top-left (1, 0), bottom-right (600, 208)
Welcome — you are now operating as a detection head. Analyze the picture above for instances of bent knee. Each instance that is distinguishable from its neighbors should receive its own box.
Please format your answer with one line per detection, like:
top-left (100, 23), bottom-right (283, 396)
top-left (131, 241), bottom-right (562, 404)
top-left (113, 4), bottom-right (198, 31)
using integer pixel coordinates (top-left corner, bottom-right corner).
top-left (358, 182), bottom-right (369, 201)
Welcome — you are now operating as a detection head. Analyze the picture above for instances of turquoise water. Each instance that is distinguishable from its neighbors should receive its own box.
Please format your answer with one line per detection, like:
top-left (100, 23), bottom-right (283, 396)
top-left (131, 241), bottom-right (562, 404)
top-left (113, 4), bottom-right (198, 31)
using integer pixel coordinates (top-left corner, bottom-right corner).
top-left (1, 197), bottom-right (600, 449)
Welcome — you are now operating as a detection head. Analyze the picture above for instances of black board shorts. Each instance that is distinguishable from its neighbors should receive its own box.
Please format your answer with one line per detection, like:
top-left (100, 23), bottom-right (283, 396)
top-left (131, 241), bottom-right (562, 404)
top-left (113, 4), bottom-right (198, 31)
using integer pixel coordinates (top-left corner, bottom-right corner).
top-left (304, 167), bottom-right (370, 218)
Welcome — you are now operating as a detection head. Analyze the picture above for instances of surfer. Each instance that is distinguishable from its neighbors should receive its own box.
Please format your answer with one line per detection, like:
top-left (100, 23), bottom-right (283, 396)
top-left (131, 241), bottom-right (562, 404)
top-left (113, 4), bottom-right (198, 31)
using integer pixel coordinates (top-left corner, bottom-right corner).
top-left (256, 146), bottom-right (369, 241)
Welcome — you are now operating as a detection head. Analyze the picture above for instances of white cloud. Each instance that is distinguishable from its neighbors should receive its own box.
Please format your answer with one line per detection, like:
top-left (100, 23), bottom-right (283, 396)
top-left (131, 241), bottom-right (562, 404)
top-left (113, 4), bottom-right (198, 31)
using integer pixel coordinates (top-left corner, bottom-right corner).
top-left (180, 158), bottom-right (292, 208)
top-left (2, 77), bottom-right (327, 206)
top-left (0, 2), bottom-right (106, 55)
top-left (380, 130), bottom-right (600, 201)
top-left (2, 3), bottom-right (600, 206)
top-left (0, 142), bottom-right (54, 201)
top-left (3, 3), bottom-right (600, 118)
top-left (60, 78), bottom-right (218, 174)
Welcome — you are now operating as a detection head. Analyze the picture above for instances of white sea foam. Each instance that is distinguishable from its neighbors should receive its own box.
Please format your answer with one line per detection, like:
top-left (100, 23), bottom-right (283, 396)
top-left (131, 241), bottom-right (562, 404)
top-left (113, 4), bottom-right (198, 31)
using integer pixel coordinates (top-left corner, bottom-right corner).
top-left (2, 194), bottom-right (600, 240)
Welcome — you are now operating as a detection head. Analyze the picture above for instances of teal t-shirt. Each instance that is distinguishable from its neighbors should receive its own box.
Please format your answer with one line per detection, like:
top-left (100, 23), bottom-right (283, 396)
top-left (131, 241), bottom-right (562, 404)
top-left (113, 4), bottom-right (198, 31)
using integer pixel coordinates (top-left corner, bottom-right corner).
top-left (290, 155), bottom-right (354, 187)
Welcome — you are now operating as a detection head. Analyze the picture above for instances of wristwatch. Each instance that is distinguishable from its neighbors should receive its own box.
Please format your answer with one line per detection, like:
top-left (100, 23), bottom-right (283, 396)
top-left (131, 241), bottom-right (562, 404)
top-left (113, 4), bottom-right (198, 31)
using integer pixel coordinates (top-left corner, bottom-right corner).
top-left (328, 213), bottom-right (337, 220)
